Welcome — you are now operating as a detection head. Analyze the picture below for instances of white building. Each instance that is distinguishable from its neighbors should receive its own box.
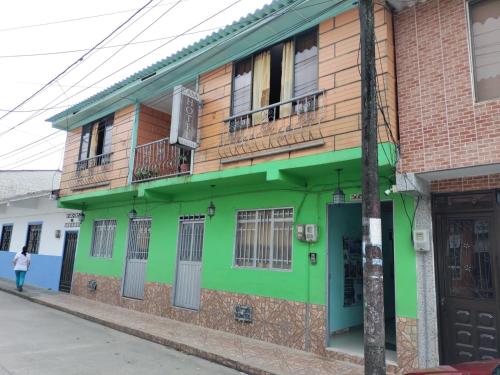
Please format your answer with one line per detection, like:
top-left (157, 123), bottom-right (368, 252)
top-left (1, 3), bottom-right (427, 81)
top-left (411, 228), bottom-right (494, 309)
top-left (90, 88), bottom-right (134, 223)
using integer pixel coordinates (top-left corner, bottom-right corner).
top-left (0, 170), bottom-right (80, 291)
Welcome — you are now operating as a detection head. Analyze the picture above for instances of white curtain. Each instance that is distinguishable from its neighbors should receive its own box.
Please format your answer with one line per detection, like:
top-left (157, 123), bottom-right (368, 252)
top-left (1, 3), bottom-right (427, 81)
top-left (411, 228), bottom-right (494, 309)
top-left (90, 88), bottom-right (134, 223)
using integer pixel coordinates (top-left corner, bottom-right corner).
top-left (252, 50), bottom-right (271, 124)
top-left (280, 40), bottom-right (294, 117)
top-left (88, 124), bottom-right (99, 158)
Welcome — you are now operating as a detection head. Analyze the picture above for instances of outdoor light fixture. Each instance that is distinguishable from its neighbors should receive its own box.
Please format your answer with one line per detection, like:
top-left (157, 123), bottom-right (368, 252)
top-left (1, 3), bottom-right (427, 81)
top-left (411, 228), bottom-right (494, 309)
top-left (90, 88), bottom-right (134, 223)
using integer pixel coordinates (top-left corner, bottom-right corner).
top-left (79, 203), bottom-right (86, 223)
top-left (207, 185), bottom-right (216, 218)
top-left (332, 169), bottom-right (345, 204)
top-left (128, 196), bottom-right (137, 219)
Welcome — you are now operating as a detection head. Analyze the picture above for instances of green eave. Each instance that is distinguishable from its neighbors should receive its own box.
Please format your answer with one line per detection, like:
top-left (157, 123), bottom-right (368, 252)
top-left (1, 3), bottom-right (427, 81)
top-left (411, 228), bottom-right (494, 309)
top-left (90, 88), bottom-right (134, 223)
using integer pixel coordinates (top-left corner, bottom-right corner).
top-left (58, 143), bottom-right (395, 209)
top-left (48, 0), bottom-right (357, 131)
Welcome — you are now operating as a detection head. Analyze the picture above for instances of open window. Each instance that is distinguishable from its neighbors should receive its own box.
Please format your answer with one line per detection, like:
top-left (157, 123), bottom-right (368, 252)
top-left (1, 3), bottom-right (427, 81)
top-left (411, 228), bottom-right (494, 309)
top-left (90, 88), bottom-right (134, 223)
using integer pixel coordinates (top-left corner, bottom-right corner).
top-left (230, 28), bottom-right (318, 128)
top-left (77, 115), bottom-right (113, 170)
top-left (469, 0), bottom-right (500, 101)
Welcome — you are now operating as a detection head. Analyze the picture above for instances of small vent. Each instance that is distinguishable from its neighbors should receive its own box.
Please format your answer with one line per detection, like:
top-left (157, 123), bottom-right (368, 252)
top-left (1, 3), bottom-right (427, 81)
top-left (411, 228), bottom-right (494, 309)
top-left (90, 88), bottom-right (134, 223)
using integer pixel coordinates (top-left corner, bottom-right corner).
top-left (140, 72), bottom-right (156, 81)
top-left (87, 280), bottom-right (97, 291)
top-left (234, 305), bottom-right (252, 323)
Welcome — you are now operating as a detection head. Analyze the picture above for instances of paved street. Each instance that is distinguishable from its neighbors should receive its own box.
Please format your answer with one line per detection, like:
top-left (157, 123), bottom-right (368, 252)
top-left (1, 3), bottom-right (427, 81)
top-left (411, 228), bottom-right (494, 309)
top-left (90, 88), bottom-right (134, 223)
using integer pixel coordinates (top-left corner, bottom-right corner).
top-left (0, 292), bottom-right (242, 375)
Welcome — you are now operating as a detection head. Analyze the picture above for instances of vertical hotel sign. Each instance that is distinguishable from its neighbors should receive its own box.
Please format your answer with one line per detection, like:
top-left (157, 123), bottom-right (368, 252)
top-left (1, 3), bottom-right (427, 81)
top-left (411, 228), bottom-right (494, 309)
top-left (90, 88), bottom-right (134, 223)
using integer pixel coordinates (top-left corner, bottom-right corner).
top-left (170, 85), bottom-right (201, 149)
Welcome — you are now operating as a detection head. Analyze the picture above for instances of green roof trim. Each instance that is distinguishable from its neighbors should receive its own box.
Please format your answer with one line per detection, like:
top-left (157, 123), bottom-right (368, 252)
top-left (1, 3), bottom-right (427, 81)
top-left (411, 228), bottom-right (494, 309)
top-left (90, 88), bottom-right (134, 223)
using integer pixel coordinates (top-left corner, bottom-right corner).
top-left (48, 0), bottom-right (357, 130)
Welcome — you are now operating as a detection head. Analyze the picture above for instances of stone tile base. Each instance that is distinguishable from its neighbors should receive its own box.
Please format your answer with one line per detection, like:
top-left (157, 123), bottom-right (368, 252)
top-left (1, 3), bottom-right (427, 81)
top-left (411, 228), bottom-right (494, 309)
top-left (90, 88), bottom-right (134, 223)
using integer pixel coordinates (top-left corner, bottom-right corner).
top-left (72, 272), bottom-right (418, 372)
top-left (396, 317), bottom-right (418, 373)
top-left (72, 272), bottom-right (326, 354)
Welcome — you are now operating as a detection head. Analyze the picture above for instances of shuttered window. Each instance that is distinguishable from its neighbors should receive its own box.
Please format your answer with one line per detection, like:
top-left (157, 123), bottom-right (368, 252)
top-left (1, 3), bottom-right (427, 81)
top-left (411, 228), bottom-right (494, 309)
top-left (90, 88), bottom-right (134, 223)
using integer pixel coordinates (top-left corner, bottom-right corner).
top-left (234, 208), bottom-right (293, 270)
top-left (91, 220), bottom-right (117, 258)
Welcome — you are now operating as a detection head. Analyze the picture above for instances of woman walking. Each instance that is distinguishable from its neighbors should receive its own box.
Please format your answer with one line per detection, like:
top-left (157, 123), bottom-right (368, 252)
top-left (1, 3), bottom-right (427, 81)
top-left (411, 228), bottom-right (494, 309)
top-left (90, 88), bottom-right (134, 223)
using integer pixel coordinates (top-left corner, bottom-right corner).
top-left (13, 246), bottom-right (31, 292)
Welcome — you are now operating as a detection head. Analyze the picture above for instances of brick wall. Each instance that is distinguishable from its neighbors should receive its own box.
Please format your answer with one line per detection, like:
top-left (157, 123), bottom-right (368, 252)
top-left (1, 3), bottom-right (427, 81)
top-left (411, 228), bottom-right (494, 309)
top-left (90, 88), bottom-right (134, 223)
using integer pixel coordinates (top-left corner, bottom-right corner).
top-left (431, 173), bottom-right (500, 193)
top-left (59, 105), bottom-right (135, 196)
top-left (194, 5), bottom-right (397, 174)
top-left (395, 0), bottom-right (500, 174)
top-left (137, 104), bottom-right (171, 146)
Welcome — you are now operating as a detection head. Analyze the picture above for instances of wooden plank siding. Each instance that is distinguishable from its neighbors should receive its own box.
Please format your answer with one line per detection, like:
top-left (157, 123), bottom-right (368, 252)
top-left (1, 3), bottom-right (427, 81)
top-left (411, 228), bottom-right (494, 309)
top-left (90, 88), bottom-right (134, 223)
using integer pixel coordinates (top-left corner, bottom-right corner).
top-left (194, 6), bottom-right (397, 174)
top-left (59, 105), bottom-right (135, 196)
top-left (58, 6), bottom-right (397, 196)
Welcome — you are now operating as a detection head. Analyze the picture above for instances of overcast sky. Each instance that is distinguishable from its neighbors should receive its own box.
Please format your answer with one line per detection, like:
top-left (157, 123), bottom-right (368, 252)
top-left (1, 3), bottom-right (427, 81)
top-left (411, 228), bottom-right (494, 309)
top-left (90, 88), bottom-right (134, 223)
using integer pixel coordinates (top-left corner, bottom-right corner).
top-left (0, 0), bottom-right (271, 170)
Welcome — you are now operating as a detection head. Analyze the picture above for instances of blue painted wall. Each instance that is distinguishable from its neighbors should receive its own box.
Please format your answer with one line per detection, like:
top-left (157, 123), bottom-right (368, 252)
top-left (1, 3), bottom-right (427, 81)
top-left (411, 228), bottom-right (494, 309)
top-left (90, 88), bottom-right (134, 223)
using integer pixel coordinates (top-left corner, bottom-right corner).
top-left (328, 202), bottom-right (395, 334)
top-left (0, 251), bottom-right (62, 291)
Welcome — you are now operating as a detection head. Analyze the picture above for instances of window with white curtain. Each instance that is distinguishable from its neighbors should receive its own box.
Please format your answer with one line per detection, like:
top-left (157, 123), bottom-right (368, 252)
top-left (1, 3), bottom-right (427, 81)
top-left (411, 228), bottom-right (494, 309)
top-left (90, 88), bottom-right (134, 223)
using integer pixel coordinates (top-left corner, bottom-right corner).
top-left (230, 28), bottom-right (318, 121)
top-left (234, 208), bottom-right (293, 270)
top-left (91, 220), bottom-right (117, 258)
top-left (469, 0), bottom-right (500, 101)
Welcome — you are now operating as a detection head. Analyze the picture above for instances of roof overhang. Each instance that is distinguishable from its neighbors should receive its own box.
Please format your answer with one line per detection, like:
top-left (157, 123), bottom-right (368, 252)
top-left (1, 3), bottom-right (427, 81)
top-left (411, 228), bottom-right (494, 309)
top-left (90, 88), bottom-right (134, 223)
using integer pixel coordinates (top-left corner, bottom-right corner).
top-left (385, 0), bottom-right (425, 12)
top-left (48, 0), bottom-right (357, 131)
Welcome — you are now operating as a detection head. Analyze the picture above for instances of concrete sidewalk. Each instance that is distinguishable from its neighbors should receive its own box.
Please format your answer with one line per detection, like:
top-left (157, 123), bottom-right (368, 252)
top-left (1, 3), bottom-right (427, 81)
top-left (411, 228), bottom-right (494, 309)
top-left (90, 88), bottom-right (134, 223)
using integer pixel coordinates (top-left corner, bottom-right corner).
top-left (0, 279), bottom-right (363, 375)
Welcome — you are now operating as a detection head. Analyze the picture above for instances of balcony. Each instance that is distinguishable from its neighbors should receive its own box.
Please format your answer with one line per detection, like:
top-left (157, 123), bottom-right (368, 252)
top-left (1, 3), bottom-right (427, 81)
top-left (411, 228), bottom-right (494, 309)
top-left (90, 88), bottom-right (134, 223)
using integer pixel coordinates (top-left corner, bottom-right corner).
top-left (219, 90), bottom-right (325, 163)
top-left (132, 138), bottom-right (190, 183)
top-left (72, 153), bottom-right (113, 190)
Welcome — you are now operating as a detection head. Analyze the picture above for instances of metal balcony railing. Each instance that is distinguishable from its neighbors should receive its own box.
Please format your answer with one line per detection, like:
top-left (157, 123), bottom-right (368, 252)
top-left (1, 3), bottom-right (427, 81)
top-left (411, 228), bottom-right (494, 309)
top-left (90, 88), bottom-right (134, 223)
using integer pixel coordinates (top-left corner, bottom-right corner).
top-left (219, 90), bottom-right (325, 161)
top-left (72, 153), bottom-right (113, 189)
top-left (133, 137), bottom-right (191, 183)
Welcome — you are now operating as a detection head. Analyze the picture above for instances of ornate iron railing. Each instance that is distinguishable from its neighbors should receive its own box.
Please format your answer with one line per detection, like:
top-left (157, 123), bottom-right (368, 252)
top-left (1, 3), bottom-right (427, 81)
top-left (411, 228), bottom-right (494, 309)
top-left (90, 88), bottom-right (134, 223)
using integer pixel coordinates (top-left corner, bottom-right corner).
top-left (72, 153), bottom-right (113, 189)
top-left (133, 137), bottom-right (191, 182)
top-left (219, 90), bottom-right (325, 160)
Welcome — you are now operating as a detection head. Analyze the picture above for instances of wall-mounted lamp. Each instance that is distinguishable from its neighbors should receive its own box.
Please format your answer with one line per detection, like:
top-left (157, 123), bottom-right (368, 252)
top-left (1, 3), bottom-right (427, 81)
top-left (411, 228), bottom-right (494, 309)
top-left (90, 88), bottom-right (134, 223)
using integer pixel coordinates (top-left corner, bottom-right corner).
top-left (332, 169), bottom-right (345, 204)
top-left (128, 196), bottom-right (137, 219)
top-left (207, 185), bottom-right (216, 219)
top-left (79, 203), bottom-right (86, 223)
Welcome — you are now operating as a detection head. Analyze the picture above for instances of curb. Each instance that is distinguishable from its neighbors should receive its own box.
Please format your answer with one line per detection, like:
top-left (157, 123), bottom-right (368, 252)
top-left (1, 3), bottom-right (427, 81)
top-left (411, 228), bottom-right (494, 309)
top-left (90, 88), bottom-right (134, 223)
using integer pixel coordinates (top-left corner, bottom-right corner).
top-left (0, 285), bottom-right (274, 375)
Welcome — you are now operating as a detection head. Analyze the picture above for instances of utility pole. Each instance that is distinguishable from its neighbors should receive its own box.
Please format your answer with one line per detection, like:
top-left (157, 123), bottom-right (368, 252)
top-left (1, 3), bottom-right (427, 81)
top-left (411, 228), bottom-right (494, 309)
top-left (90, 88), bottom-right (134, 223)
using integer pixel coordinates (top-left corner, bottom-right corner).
top-left (359, 0), bottom-right (386, 374)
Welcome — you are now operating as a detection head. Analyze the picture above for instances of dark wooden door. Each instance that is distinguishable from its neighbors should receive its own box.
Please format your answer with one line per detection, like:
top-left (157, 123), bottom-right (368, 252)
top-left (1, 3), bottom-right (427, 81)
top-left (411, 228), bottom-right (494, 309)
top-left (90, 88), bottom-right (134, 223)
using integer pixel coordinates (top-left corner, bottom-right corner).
top-left (434, 192), bottom-right (499, 364)
top-left (59, 231), bottom-right (78, 293)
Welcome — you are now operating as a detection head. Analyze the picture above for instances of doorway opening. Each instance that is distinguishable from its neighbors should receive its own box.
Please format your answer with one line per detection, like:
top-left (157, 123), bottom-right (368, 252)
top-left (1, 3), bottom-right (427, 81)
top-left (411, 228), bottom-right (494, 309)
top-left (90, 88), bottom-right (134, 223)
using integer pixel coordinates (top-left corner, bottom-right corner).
top-left (327, 201), bottom-right (396, 362)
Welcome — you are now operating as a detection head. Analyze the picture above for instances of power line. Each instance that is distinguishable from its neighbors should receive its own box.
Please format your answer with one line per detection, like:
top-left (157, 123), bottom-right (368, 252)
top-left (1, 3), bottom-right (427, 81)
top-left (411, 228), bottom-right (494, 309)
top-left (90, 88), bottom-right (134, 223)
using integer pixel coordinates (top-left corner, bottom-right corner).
top-left (0, 131), bottom-right (63, 160)
top-left (0, 0), bottom-right (241, 137)
top-left (0, 0), bottom-right (155, 123)
top-left (0, 27), bottom-right (221, 59)
top-left (3, 0), bottom-right (338, 169)
top-left (0, 0), bottom-right (188, 136)
top-left (0, 0), bottom-right (194, 32)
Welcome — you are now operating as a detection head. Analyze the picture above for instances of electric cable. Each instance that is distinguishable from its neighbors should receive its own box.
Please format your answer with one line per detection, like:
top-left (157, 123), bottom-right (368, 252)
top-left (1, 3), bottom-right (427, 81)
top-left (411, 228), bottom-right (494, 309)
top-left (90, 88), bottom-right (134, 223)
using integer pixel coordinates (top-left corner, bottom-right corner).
top-left (2, 0), bottom-right (345, 169)
top-left (0, 0), bottom-right (155, 123)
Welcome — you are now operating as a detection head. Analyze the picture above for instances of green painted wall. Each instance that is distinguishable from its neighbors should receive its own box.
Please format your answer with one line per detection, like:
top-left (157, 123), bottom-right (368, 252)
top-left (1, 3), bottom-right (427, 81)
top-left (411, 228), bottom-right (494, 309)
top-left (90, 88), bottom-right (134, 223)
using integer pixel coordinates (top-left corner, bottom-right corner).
top-left (75, 188), bottom-right (331, 305)
top-left (392, 194), bottom-right (418, 318)
top-left (74, 182), bottom-right (418, 315)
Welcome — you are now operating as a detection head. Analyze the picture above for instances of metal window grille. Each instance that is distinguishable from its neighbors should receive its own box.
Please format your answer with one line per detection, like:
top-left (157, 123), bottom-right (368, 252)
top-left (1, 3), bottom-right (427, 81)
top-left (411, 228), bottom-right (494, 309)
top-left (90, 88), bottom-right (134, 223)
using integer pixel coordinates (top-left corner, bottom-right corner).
top-left (234, 208), bottom-right (293, 270)
top-left (26, 224), bottom-right (42, 254)
top-left (91, 220), bottom-right (117, 258)
top-left (178, 216), bottom-right (205, 262)
top-left (127, 218), bottom-right (152, 261)
top-left (0, 225), bottom-right (13, 251)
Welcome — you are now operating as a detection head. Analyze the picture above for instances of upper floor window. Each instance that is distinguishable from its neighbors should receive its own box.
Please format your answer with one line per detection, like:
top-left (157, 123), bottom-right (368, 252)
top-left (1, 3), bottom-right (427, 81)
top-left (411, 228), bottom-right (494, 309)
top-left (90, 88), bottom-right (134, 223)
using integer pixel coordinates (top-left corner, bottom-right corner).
top-left (230, 29), bottom-right (318, 122)
top-left (469, 0), bottom-right (500, 101)
top-left (78, 115), bottom-right (113, 168)
top-left (0, 224), bottom-right (13, 251)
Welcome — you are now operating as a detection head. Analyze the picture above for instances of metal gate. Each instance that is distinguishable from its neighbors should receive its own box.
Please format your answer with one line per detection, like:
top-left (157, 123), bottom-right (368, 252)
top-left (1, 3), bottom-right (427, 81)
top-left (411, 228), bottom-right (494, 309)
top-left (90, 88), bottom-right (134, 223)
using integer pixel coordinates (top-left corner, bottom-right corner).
top-left (123, 218), bottom-right (151, 299)
top-left (173, 216), bottom-right (204, 310)
top-left (59, 231), bottom-right (78, 292)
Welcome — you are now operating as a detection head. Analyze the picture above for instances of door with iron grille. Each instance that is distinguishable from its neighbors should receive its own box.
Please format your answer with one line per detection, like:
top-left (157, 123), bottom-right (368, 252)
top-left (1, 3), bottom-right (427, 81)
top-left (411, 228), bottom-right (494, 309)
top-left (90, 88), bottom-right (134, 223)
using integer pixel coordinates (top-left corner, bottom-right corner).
top-left (434, 192), bottom-right (500, 364)
top-left (174, 216), bottom-right (204, 310)
top-left (59, 231), bottom-right (78, 292)
top-left (123, 218), bottom-right (151, 299)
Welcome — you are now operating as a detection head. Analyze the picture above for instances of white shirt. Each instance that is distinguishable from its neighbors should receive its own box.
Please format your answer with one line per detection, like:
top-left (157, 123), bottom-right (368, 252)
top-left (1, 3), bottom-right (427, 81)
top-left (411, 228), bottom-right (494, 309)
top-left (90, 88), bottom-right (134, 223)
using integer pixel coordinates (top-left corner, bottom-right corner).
top-left (13, 252), bottom-right (31, 271)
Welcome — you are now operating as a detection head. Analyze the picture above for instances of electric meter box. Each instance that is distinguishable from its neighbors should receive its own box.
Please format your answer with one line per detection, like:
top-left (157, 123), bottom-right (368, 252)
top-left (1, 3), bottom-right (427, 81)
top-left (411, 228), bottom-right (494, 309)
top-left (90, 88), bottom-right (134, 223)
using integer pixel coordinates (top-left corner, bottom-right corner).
top-left (305, 224), bottom-right (318, 243)
top-left (413, 229), bottom-right (431, 252)
top-left (296, 224), bottom-right (305, 241)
